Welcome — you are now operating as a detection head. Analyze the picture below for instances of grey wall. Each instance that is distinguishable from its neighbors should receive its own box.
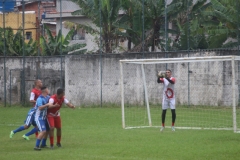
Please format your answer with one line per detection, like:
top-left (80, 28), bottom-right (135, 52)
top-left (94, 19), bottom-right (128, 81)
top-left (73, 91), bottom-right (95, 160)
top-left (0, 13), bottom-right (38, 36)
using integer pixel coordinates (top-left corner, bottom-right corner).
top-left (0, 51), bottom-right (239, 106)
top-left (0, 57), bottom-right (64, 104)
top-left (65, 51), bottom-right (239, 107)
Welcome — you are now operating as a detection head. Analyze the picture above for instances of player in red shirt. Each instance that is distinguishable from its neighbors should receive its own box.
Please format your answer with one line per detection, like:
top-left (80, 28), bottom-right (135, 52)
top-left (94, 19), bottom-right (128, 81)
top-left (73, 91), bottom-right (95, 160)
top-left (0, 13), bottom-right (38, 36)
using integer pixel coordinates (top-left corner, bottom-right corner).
top-left (47, 88), bottom-right (75, 148)
top-left (29, 80), bottom-right (43, 104)
top-left (157, 69), bottom-right (176, 132)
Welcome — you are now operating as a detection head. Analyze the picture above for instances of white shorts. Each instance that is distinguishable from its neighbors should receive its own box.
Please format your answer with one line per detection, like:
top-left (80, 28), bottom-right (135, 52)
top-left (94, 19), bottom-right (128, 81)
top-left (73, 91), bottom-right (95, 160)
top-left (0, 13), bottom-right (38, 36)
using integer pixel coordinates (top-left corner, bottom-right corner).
top-left (162, 98), bottom-right (175, 110)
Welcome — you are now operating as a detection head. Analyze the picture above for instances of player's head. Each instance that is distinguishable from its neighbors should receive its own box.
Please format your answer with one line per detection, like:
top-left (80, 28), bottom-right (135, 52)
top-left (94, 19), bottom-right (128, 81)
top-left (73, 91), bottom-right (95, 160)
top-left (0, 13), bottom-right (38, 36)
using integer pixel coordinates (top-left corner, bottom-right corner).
top-left (41, 86), bottom-right (49, 95)
top-left (35, 79), bottom-right (42, 88)
top-left (57, 88), bottom-right (65, 99)
top-left (166, 69), bottom-right (172, 78)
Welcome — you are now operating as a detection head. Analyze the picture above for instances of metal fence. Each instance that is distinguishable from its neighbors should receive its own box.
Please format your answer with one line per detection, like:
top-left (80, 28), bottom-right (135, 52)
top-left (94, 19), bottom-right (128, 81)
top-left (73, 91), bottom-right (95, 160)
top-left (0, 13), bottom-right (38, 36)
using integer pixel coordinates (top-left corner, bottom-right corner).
top-left (1, 50), bottom-right (240, 107)
top-left (0, 0), bottom-right (240, 107)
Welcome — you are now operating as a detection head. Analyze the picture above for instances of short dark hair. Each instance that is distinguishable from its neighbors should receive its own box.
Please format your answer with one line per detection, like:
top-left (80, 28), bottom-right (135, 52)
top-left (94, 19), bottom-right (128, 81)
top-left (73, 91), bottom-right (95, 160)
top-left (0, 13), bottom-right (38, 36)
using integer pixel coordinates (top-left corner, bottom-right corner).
top-left (57, 88), bottom-right (64, 95)
top-left (166, 69), bottom-right (172, 72)
top-left (41, 86), bottom-right (47, 91)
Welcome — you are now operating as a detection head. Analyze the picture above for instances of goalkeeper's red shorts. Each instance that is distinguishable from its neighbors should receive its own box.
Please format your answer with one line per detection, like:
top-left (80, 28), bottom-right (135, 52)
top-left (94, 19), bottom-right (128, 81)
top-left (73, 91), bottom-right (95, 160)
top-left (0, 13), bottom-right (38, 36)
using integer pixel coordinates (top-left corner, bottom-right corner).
top-left (47, 115), bottom-right (61, 129)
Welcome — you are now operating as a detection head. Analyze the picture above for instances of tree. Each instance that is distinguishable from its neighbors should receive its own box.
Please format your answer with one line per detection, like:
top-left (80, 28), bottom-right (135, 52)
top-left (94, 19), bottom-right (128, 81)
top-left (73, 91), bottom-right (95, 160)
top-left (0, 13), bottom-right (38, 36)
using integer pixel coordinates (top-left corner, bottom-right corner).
top-left (70, 0), bottom-right (123, 53)
top-left (167, 0), bottom-right (214, 50)
top-left (67, 0), bottom-right (239, 53)
top-left (40, 25), bottom-right (86, 55)
top-left (0, 27), bottom-right (37, 56)
top-left (167, 0), bottom-right (240, 50)
top-left (114, 0), bottom-right (143, 50)
top-left (203, 0), bottom-right (239, 48)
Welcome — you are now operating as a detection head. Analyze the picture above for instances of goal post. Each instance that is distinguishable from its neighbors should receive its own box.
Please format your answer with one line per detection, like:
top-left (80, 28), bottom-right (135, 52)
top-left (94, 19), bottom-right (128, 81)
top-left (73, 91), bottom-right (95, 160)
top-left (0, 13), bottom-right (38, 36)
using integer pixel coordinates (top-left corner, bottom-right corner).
top-left (120, 56), bottom-right (240, 132)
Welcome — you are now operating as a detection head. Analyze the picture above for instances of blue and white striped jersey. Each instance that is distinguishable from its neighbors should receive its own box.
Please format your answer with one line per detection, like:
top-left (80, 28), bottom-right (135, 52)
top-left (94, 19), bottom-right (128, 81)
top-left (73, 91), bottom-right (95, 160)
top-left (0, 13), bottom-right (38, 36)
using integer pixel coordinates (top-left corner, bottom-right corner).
top-left (35, 95), bottom-right (50, 120)
top-left (27, 107), bottom-right (36, 116)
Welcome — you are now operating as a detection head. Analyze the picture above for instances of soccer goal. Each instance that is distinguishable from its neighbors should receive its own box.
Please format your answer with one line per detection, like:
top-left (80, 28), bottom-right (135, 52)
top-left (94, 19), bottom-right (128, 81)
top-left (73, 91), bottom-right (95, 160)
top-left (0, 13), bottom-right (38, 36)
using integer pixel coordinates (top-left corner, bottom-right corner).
top-left (120, 56), bottom-right (240, 132)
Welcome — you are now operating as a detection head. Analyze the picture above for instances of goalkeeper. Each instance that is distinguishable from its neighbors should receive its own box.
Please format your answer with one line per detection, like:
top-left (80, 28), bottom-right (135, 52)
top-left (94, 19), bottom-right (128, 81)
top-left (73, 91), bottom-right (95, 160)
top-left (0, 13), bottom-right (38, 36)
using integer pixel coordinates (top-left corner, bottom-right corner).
top-left (157, 69), bottom-right (176, 132)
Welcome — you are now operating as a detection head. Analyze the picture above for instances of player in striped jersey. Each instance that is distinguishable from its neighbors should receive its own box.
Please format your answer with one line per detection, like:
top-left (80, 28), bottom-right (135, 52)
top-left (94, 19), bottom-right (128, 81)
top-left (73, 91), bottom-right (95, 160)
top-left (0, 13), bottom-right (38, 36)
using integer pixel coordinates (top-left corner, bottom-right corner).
top-left (9, 80), bottom-right (42, 140)
top-left (34, 86), bottom-right (59, 151)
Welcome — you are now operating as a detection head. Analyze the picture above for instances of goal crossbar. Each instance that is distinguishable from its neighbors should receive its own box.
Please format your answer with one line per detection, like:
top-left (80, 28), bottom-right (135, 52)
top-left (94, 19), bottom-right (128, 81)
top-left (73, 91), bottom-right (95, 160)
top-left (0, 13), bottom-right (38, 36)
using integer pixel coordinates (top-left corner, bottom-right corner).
top-left (120, 56), bottom-right (240, 64)
top-left (120, 55), bottom-right (239, 132)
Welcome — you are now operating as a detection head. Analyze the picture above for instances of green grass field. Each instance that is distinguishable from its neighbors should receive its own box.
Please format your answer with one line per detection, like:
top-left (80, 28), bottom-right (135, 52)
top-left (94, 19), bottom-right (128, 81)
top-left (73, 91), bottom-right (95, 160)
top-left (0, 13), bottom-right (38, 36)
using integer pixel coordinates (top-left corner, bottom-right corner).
top-left (1, 106), bottom-right (240, 160)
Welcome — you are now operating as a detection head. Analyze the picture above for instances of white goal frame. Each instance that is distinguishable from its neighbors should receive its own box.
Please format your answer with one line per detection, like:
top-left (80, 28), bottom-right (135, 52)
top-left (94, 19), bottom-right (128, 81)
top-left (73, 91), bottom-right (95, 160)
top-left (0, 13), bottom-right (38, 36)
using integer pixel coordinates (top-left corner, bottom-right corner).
top-left (120, 56), bottom-right (240, 132)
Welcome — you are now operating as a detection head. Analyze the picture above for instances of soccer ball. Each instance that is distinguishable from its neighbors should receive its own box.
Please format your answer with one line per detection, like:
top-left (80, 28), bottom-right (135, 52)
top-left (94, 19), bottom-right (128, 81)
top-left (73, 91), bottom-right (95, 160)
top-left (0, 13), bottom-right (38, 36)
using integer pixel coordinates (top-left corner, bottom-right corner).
top-left (157, 71), bottom-right (165, 78)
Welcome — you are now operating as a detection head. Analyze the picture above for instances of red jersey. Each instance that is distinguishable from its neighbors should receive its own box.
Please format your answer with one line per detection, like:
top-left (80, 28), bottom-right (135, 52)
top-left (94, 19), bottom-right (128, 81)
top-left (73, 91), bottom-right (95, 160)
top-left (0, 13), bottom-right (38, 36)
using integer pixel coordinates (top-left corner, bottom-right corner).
top-left (31, 88), bottom-right (41, 106)
top-left (47, 94), bottom-right (64, 117)
top-left (32, 88), bottom-right (41, 100)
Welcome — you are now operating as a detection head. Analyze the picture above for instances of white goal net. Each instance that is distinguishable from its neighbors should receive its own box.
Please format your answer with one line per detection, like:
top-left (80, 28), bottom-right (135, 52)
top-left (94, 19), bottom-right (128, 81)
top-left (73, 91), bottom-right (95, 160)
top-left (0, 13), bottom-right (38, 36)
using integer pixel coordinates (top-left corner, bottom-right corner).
top-left (120, 56), bottom-right (240, 132)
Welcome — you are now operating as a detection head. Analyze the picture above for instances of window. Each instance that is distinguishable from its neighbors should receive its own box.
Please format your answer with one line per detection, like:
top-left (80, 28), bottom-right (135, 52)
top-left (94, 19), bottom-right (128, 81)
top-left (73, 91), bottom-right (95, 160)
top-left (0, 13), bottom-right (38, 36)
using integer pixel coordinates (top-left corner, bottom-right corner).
top-left (72, 28), bottom-right (85, 40)
top-left (26, 32), bottom-right (32, 40)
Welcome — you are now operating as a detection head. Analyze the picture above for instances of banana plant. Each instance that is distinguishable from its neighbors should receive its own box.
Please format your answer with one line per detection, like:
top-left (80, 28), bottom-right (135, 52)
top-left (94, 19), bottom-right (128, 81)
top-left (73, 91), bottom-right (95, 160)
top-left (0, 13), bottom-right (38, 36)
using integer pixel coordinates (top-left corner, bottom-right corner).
top-left (168, 0), bottom-right (215, 50)
top-left (40, 25), bottom-right (86, 55)
top-left (203, 0), bottom-right (239, 48)
top-left (0, 27), bottom-right (37, 56)
top-left (70, 0), bottom-right (123, 53)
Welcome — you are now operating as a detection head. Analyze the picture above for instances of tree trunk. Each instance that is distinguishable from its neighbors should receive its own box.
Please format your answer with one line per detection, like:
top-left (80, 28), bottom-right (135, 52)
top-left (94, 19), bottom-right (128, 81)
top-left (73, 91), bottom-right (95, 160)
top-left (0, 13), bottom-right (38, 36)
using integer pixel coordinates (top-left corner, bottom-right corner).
top-left (130, 29), bottom-right (154, 52)
top-left (103, 29), bottom-right (111, 53)
top-left (128, 32), bottom-right (132, 50)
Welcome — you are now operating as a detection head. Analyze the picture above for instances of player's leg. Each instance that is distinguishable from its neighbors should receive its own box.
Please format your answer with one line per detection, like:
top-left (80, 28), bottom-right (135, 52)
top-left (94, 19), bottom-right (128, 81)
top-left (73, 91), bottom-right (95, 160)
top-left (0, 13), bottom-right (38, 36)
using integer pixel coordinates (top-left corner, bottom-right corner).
top-left (22, 115), bottom-right (37, 140)
top-left (160, 109), bottom-right (167, 132)
top-left (160, 99), bottom-right (168, 132)
top-left (23, 127), bottom-right (38, 140)
top-left (40, 120), bottom-right (49, 148)
top-left (162, 109), bottom-right (167, 126)
top-left (33, 115), bottom-right (39, 138)
top-left (9, 114), bottom-right (31, 138)
top-left (47, 116), bottom-right (55, 148)
top-left (10, 124), bottom-right (29, 138)
top-left (55, 116), bottom-right (62, 147)
top-left (34, 119), bottom-right (46, 151)
top-left (170, 99), bottom-right (176, 131)
top-left (35, 129), bottom-right (39, 138)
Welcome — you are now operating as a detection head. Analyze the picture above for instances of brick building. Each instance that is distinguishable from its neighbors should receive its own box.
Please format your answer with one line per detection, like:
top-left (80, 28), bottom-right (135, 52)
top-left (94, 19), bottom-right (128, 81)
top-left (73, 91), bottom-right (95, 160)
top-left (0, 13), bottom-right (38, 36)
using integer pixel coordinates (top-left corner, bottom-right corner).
top-left (17, 0), bottom-right (56, 40)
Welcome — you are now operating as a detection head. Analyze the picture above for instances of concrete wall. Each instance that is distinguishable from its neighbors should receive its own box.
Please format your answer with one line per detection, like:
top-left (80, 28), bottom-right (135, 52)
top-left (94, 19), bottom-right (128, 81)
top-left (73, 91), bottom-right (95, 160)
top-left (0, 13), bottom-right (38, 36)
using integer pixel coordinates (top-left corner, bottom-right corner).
top-left (65, 51), bottom-right (240, 107)
top-left (0, 51), bottom-right (239, 106)
top-left (0, 57), bottom-right (64, 104)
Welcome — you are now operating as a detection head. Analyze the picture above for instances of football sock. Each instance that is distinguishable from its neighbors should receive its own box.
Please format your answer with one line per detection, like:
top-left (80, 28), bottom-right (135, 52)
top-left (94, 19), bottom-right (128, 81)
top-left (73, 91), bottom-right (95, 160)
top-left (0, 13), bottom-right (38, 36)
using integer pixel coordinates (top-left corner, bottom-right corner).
top-left (41, 139), bottom-right (47, 146)
top-left (25, 127), bottom-right (38, 136)
top-left (13, 126), bottom-right (25, 133)
top-left (57, 136), bottom-right (61, 144)
top-left (50, 136), bottom-right (54, 145)
top-left (36, 139), bottom-right (41, 147)
top-left (35, 132), bottom-right (38, 138)
top-left (162, 110), bottom-right (167, 126)
top-left (171, 109), bottom-right (176, 125)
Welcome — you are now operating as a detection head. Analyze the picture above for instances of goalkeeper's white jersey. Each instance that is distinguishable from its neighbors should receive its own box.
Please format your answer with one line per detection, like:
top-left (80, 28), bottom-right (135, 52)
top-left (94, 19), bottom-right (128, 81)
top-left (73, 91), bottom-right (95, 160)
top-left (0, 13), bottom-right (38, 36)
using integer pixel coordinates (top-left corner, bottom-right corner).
top-left (160, 77), bottom-right (176, 99)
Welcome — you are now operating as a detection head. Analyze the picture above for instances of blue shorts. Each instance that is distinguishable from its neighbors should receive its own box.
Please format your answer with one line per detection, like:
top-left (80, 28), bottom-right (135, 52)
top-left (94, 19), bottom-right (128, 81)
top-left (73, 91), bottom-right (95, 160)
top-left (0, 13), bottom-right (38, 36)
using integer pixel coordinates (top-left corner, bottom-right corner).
top-left (35, 119), bottom-right (49, 132)
top-left (24, 109), bottom-right (36, 127)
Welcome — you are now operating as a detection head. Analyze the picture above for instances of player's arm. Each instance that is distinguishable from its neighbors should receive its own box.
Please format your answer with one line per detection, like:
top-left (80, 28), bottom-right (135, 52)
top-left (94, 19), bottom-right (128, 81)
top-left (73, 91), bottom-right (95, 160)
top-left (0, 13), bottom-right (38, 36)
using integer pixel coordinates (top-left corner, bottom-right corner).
top-left (29, 92), bottom-right (36, 103)
top-left (37, 99), bottom-right (50, 110)
top-left (157, 78), bottom-right (164, 83)
top-left (37, 98), bottom-right (59, 110)
top-left (64, 98), bottom-right (75, 109)
top-left (39, 102), bottom-right (59, 110)
top-left (48, 98), bottom-right (60, 109)
top-left (166, 77), bottom-right (175, 84)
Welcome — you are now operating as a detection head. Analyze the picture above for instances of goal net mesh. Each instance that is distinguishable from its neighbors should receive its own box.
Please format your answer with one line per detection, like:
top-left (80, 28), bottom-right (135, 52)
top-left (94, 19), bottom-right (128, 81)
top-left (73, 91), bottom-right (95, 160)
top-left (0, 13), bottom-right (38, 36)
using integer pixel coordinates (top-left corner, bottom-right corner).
top-left (121, 56), bottom-right (240, 132)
